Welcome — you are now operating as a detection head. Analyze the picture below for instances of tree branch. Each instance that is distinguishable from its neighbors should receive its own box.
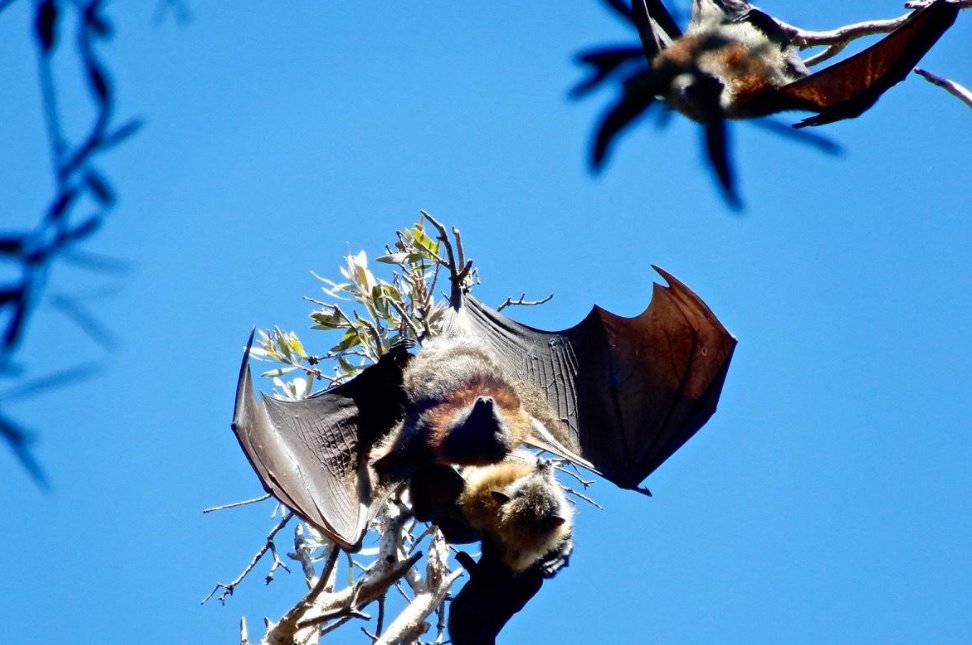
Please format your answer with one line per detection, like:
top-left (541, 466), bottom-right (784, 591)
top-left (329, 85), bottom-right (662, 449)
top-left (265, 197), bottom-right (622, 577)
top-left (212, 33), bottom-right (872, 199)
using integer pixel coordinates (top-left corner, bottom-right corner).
top-left (778, 2), bottom-right (972, 67)
top-left (201, 511), bottom-right (294, 604)
top-left (203, 494), bottom-right (271, 514)
top-left (915, 68), bottom-right (972, 109)
top-left (497, 292), bottom-right (554, 312)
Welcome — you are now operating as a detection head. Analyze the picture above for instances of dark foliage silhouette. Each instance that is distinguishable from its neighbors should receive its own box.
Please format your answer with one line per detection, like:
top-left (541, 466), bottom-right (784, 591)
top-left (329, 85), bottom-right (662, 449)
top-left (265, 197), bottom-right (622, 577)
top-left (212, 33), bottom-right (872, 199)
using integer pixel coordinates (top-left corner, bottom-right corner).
top-left (0, 0), bottom-right (139, 486)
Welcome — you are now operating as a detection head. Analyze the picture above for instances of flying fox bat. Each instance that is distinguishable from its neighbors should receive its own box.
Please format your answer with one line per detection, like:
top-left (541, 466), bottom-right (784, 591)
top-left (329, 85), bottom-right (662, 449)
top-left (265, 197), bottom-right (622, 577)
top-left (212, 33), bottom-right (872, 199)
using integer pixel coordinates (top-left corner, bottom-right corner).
top-left (585, 0), bottom-right (959, 205)
top-left (230, 265), bottom-right (736, 550)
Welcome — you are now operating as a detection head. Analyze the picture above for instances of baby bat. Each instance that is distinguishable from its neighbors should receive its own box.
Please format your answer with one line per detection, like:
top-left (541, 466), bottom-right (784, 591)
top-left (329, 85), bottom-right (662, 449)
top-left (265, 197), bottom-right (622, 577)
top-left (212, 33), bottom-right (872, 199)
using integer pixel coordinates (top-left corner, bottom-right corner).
top-left (458, 452), bottom-right (573, 572)
top-left (409, 451), bottom-right (573, 571)
top-left (230, 265), bottom-right (736, 550)
top-left (589, 0), bottom-right (959, 204)
top-left (410, 452), bottom-right (573, 645)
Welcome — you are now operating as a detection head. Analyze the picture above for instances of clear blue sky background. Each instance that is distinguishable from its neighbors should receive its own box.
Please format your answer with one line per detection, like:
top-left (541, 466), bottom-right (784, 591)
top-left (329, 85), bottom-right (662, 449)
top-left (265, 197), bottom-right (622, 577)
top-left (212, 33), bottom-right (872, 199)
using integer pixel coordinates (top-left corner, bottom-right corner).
top-left (1, 1), bottom-right (970, 643)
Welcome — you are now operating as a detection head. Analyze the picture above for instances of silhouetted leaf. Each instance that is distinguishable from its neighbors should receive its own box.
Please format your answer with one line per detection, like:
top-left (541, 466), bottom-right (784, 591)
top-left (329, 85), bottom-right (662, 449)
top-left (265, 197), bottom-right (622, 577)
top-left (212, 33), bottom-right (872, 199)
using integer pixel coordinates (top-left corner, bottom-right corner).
top-left (85, 57), bottom-right (110, 105)
top-left (600, 0), bottom-right (633, 21)
top-left (704, 118), bottom-right (742, 210)
top-left (0, 361), bottom-right (105, 402)
top-left (0, 236), bottom-right (26, 257)
top-left (2, 298), bottom-right (29, 352)
top-left (591, 70), bottom-right (659, 170)
top-left (750, 118), bottom-right (843, 155)
top-left (83, 0), bottom-right (112, 37)
top-left (47, 187), bottom-right (78, 222)
top-left (0, 287), bottom-right (24, 306)
top-left (60, 249), bottom-right (133, 274)
top-left (35, 0), bottom-right (59, 54)
top-left (571, 46), bottom-right (644, 98)
top-left (99, 118), bottom-right (143, 150)
top-left (65, 216), bottom-right (104, 243)
top-left (85, 171), bottom-right (115, 206)
top-left (0, 414), bottom-right (48, 490)
top-left (49, 293), bottom-right (117, 350)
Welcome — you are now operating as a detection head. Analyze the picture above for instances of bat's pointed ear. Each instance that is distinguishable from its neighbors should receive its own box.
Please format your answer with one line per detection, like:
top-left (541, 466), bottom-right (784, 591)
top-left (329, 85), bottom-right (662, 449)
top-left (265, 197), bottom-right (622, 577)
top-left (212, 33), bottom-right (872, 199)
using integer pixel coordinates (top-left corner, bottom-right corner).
top-left (491, 490), bottom-right (512, 504)
top-left (550, 515), bottom-right (567, 528)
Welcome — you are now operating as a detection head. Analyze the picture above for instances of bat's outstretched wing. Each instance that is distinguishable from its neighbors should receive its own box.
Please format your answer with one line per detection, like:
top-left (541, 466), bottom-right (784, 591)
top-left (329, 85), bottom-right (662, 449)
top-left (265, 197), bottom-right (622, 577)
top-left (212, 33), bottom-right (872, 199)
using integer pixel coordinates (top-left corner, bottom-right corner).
top-left (444, 267), bottom-right (736, 490)
top-left (778, 0), bottom-right (959, 127)
top-left (231, 331), bottom-right (412, 550)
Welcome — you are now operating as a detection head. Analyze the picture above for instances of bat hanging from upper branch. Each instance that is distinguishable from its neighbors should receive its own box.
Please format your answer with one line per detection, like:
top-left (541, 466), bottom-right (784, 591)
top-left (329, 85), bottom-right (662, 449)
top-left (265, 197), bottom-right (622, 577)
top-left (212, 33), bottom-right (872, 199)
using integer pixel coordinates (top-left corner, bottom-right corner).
top-left (229, 215), bottom-right (736, 642)
top-left (577, 0), bottom-right (963, 207)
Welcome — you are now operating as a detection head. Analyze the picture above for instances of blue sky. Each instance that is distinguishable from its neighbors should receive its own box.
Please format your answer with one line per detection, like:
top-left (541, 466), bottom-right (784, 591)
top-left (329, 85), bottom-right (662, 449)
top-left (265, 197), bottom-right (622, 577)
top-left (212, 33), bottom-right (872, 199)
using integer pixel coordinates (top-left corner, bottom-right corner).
top-left (1, 1), bottom-right (970, 643)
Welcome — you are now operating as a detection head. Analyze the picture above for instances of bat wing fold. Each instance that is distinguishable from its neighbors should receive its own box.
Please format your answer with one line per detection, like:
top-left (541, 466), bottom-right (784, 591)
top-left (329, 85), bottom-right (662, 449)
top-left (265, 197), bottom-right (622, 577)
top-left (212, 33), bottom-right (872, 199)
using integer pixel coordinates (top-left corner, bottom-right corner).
top-left (231, 331), bottom-right (411, 550)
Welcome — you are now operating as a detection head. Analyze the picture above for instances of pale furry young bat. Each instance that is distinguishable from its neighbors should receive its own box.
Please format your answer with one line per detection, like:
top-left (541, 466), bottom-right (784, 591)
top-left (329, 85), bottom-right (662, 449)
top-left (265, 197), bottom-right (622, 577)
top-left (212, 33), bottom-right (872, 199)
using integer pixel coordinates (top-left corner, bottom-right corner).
top-left (231, 265), bottom-right (736, 551)
top-left (410, 451), bottom-right (574, 573)
top-left (586, 0), bottom-right (960, 205)
top-left (435, 452), bottom-right (574, 645)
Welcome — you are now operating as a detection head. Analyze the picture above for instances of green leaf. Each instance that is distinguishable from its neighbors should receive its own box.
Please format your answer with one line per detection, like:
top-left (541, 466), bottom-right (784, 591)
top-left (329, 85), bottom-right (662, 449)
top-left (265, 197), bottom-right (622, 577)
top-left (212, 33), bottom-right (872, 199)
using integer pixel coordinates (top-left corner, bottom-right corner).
top-left (288, 334), bottom-right (307, 358)
top-left (261, 366), bottom-right (298, 378)
top-left (331, 330), bottom-right (362, 352)
top-left (376, 253), bottom-right (408, 265)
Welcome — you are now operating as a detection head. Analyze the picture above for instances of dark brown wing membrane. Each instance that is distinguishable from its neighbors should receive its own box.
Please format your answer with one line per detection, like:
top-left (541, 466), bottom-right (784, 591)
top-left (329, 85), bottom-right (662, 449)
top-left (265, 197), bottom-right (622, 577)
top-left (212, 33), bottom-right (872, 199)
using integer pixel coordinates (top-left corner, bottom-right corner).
top-left (444, 267), bottom-right (736, 489)
top-left (778, 0), bottom-right (959, 127)
top-left (231, 331), bottom-right (412, 550)
top-left (631, 0), bottom-right (682, 61)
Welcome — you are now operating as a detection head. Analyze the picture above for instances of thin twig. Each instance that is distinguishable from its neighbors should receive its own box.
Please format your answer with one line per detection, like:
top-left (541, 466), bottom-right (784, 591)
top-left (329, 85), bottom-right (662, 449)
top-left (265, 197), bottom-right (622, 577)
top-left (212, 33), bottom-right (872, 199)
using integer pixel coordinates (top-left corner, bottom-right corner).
top-left (265, 542), bottom-right (291, 584)
top-left (563, 485), bottom-right (604, 510)
top-left (554, 464), bottom-right (596, 489)
top-left (420, 211), bottom-right (472, 307)
top-left (434, 601), bottom-right (448, 644)
top-left (203, 494), bottom-right (271, 514)
top-left (296, 607), bottom-right (371, 629)
top-left (201, 511), bottom-right (294, 604)
top-left (779, 2), bottom-right (972, 67)
top-left (376, 595), bottom-right (386, 637)
top-left (915, 68), bottom-right (972, 110)
top-left (496, 292), bottom-right (554, 312)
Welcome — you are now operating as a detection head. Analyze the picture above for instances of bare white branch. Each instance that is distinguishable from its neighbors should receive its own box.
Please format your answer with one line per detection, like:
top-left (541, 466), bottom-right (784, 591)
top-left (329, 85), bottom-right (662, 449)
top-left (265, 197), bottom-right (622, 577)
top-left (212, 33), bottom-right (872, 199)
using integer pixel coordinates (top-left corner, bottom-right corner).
top-left (915, 68), bottom-right (972, 109)
top-left (776, 2), bottom-right (971, 67)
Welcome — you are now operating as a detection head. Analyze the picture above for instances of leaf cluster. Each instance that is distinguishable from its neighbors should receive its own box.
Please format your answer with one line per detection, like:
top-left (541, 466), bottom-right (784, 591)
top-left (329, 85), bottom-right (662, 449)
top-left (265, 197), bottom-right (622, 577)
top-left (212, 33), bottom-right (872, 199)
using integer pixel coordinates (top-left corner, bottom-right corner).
top-left (251, 220), bottom-right (448, 398)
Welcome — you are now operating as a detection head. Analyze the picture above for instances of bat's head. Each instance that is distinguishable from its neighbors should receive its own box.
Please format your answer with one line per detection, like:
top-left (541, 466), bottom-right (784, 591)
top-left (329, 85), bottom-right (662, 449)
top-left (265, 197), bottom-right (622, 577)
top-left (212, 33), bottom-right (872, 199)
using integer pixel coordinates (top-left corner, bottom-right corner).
top-left (404, 337), bottom-right (532, 466)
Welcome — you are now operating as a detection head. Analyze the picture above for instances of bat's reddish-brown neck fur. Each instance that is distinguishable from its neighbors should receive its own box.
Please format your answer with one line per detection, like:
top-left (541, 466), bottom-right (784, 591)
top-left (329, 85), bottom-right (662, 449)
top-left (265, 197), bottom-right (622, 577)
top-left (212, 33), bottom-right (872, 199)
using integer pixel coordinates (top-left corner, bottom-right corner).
top-left (425, 374), bottom-right (530, 462)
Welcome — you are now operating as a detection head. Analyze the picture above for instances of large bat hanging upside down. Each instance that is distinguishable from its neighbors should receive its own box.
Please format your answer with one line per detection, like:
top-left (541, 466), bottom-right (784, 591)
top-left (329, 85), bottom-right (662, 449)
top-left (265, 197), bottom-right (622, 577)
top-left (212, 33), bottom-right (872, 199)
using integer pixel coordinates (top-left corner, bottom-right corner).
top-left (589, 0), bottom-right (960, 204)
top-left (231, 266), bottom-right (736, 643)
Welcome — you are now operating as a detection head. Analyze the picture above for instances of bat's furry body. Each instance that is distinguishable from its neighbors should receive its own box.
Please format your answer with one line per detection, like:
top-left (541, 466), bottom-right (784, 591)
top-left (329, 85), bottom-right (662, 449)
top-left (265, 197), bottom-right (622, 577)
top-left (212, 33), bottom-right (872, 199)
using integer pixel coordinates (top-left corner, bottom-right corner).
top-left (372, 337), bottom-right (536, 475)
top-left (652, 7), bottom-right (807, 122)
